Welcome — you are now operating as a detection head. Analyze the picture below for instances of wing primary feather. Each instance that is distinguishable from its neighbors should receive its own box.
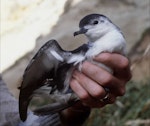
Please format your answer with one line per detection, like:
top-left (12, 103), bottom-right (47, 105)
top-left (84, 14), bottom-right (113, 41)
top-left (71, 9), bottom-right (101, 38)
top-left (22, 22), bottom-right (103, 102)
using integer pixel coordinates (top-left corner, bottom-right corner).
top-left (19, 39), bottom-right (63, 121)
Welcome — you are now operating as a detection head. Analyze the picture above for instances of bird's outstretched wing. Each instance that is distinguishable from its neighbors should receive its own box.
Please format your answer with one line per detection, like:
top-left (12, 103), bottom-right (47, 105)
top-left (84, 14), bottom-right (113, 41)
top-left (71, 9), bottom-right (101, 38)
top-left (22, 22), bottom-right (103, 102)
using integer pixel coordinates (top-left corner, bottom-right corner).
top-left (32, 44), bottom-right (90, 116)
top-left (19, 40), bottom-right (89, 121)
top-left (19, 39), bottom-right (64, 121)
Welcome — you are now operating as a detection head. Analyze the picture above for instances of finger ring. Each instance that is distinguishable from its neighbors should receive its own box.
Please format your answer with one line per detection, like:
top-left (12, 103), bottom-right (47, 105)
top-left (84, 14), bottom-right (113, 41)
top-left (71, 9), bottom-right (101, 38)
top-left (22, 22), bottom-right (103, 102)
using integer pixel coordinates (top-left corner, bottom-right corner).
top-left (100, 88), bottom-right (110, 102)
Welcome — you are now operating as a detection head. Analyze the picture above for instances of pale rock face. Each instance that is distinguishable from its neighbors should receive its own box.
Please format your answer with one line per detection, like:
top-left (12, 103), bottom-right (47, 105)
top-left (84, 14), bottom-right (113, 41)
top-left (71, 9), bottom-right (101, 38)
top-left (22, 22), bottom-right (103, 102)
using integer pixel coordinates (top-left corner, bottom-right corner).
top-left (0, 0), bottom-right (69, 72)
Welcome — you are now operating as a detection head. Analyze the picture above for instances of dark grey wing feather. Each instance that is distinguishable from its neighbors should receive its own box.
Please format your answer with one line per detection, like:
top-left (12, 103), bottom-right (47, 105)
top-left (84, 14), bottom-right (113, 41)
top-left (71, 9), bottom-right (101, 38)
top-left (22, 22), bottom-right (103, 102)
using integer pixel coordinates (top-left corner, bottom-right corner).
top-left (33, 93), bottom-right (79, 116)
top-left (34, 102), bottom-right (74, 116)
top-left (70, 43), bottom-right (89, 54)
top-left (23, 39), bottom-right (64, 79)
top-left (19, 39), bottom-right (64, 121)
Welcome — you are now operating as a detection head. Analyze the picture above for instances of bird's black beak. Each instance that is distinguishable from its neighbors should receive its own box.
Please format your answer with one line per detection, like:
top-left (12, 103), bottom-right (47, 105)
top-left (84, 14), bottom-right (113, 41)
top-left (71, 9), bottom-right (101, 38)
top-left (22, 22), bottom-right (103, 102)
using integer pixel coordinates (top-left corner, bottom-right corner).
top-left (74, 28), bottom-right (88, 37)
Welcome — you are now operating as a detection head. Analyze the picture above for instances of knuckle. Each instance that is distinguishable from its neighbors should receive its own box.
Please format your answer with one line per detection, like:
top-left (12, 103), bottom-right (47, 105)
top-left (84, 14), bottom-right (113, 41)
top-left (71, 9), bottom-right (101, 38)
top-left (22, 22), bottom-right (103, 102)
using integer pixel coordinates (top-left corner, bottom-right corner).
top-left (80, 92), bottom-right (89, 101)
top-left (91, 87), bottom-right (105, 99)
top-left (82, 61), bottom-right (91, 71)
top-left (103, 74), bottom-right (113, 84)
top-left (82, 77), bottom-right (90, 86)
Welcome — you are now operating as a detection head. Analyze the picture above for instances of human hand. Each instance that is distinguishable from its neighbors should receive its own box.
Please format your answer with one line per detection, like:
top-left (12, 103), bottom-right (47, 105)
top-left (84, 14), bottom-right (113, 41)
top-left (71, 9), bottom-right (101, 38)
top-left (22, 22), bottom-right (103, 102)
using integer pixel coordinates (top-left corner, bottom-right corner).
top-left (60, 53), bottom-right (131, 125)
top-left (70, 53), bottom-right (132, 108)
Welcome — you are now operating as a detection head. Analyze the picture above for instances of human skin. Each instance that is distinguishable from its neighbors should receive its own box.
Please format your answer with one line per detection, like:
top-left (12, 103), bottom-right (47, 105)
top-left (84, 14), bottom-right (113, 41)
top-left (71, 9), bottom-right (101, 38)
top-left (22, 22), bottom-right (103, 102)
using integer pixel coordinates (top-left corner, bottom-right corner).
top-left (60, 53), bottom-right (132, 126)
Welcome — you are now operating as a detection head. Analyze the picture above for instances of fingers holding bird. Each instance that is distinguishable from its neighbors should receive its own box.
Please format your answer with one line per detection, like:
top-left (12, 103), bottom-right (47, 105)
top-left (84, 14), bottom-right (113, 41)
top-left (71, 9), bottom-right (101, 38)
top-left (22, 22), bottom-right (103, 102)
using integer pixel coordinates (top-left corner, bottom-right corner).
top-left (70, 53), bottom-right (131, 108)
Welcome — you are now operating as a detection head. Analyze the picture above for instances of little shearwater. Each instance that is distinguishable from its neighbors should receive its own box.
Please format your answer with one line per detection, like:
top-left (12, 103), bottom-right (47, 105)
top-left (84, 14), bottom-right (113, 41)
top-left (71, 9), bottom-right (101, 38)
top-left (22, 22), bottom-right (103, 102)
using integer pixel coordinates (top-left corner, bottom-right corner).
top-left (19, 14), bottom-right (126, 121)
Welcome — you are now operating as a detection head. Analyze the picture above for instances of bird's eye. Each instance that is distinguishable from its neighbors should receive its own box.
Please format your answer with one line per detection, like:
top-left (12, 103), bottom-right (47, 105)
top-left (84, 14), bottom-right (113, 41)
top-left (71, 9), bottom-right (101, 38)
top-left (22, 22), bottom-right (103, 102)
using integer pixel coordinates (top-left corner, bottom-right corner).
top-left (93, 20), bottom-right (98, 25)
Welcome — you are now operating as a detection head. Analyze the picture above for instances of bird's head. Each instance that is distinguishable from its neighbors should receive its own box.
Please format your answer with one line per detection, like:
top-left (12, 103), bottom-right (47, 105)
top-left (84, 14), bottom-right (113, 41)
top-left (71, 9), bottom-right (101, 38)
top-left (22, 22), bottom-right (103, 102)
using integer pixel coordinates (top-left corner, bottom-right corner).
top-left (74, 14), bottom-right (116, 42)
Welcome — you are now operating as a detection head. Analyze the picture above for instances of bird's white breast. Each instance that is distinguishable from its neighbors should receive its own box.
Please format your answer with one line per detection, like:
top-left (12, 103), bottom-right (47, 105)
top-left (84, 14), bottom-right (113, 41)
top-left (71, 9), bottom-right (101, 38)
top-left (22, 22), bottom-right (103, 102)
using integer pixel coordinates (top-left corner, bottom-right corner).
top-left (85, 29), bottom-right (126, 73)
top-left (86, 29), bottom-right (126, 58)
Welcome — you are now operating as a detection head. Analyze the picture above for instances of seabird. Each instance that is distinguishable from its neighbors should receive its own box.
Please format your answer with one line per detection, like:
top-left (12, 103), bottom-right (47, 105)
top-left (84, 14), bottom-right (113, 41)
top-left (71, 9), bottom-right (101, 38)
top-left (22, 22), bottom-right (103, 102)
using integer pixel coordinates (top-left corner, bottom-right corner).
top-left (19, 14), bottom-right (126, 121)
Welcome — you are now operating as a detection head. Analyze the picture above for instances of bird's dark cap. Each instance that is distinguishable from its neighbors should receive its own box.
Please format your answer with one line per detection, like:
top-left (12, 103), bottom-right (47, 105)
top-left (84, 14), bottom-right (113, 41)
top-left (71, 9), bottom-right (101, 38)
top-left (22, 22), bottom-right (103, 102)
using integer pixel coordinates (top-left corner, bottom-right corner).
top-left (79, 14), bottom-right (109, 28)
